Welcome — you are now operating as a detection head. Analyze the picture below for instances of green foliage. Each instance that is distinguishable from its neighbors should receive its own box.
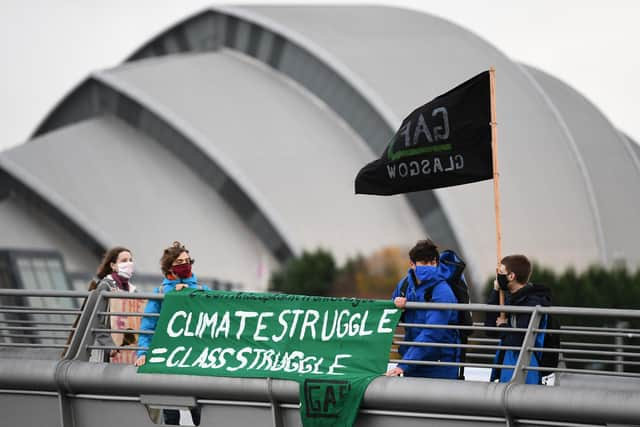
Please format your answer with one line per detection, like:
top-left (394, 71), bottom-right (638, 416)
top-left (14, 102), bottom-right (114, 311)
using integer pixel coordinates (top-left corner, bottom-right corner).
top-left (269, 246), bottom-right (409, 298)
top-left (483, 262), bottom-right (640, 309)
top-left (269, 249), bottom-right (337, 296)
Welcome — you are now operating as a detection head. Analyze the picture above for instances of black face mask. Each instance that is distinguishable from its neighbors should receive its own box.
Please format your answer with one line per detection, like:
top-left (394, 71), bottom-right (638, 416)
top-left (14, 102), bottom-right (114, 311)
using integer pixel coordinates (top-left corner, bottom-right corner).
top-left (497, 273), bottom-right (510, 291)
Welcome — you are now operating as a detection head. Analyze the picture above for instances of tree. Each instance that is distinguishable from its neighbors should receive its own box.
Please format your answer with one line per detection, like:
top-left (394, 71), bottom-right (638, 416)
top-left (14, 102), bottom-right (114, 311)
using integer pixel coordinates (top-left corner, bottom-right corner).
top-left (269, 249), bottom-right (337, 296)
top-left (484, 262), bottom-right (640, 310)
top-left (352, 246), bottom-right (407, 298)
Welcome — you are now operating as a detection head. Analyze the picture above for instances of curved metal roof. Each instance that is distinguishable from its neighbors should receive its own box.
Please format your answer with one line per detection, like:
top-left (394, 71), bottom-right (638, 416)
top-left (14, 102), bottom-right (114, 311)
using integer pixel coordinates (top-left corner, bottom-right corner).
top-left (32, 5), bottom-right (462, 261)
top-left (1, 50), bottom-right (425, 282)
top-left (239, 5), bottom-right (619, 276)
top-left (0, 156), bottom-right (109, 259)
top-left (522, 65), bottom-right (640, 265)
top-left (2, 114), bottom-right (280, 286)
top-left (100, 50), bottom-right (425, 262)
top-left (29, 66), bottom-right (296, 266)
top-left (3, 4), bottom-right (638, 287)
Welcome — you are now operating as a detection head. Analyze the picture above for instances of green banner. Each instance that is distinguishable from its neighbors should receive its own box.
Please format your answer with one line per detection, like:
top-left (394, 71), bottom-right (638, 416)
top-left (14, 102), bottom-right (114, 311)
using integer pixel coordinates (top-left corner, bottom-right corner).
top-left (138, 289), bottom-right (401, 426)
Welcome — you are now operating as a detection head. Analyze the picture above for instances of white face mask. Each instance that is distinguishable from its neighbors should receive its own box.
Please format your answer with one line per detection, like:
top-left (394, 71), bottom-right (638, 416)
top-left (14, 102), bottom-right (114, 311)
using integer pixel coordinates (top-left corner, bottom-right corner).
top-left (116, 261), bottom-right (134, 280)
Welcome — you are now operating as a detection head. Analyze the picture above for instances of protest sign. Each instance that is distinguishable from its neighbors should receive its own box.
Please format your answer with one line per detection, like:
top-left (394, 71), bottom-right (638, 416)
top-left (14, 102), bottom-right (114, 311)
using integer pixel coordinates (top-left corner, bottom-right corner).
top-left (138, 289), bottom-right (401, 426)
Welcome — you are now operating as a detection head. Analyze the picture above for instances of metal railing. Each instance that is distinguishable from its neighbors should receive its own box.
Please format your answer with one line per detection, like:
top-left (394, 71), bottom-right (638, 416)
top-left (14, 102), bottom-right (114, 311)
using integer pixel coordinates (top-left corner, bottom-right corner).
top-left (0, 289), bottom-right (86, 352)
top-left (2, 289), bottom-right (640, 427)
top-left (392, 301), bottom-right (640, 383)
top-left (3, 289), bottom-right (640, 383)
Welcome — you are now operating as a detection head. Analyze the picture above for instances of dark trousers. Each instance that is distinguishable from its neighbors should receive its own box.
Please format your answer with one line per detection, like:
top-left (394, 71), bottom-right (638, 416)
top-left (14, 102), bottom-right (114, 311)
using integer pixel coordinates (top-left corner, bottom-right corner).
top-left (163, 407), bottom-right (201, 425)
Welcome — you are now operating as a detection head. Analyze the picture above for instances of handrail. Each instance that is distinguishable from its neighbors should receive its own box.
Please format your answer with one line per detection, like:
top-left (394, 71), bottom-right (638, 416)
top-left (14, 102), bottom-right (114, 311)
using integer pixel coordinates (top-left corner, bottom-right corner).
top-left (0, 290), bottom-right (88, 297)
top-left (1, 289), bottom-right (640, 427)
top-left (393, 340), bottom-right (521, 351)
top-left (405, 301), bottom-right (640, 317)
top-left (1, 289), bottom-right (639, 385)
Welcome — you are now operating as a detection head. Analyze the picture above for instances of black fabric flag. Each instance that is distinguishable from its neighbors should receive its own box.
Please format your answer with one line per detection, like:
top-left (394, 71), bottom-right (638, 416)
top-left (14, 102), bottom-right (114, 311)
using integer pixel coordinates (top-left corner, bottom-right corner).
top-left (355, 71), bottom-right (492, 195)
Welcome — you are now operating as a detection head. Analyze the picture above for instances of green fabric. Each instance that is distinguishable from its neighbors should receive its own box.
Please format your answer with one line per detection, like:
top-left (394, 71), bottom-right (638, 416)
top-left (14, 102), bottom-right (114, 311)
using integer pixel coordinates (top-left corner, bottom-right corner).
top-left (138, 289), bottom-right (401, 426)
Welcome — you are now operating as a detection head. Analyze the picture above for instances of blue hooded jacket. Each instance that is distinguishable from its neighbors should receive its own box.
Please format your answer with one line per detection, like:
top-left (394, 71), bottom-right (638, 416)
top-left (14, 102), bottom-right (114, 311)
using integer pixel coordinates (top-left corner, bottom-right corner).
top-left (391, 252), bottom-right (460, 379)
top-left (137, 275), bottom-right (208, 357)
top-left (486, 283), bottom-right (552, 384)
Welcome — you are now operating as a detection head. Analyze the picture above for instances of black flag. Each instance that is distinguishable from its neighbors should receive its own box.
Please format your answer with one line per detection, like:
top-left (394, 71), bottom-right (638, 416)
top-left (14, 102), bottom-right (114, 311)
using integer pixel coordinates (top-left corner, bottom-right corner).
top-left (355, 71), bottom-right (492, 195)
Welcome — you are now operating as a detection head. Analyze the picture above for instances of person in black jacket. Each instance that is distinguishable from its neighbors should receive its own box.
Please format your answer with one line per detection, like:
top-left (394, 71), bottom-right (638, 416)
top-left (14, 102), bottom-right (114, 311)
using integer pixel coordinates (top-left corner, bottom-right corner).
top-left (485, 254), bottom-right (552, 384)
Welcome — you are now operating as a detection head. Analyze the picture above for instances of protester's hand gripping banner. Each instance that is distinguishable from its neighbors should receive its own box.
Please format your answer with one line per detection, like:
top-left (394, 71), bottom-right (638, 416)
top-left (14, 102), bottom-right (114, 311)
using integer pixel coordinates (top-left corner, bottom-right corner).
top-left (138, 289), bottom-right (401, 426)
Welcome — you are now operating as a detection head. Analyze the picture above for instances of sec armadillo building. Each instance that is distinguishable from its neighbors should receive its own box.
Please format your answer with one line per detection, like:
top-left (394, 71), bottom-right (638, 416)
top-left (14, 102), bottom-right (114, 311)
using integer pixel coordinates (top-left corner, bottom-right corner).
top-left (0, 5), bottom-right (639, 294)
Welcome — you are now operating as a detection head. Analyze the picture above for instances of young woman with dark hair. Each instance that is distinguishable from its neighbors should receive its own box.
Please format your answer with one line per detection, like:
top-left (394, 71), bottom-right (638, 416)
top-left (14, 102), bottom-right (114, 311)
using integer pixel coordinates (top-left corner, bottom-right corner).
top-left (89, 246), bottom-right (142, 363)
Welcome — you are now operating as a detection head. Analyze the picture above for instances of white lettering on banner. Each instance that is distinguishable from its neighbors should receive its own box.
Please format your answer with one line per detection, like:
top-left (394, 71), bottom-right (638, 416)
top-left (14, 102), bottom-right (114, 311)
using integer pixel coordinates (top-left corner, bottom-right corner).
top-left (227, 347), bottom-right (251, 372)
top-left (178, 347), bottom-right (192, 367)
top-left (377, 309), bottom-right (399, 333)
top-left (358, 311), bottom-right (373, 336)
top-left (200, 313), bottom-right (218, 338)
top-left (397, 106), bottom-right (450, 148)
top-left (192, 347), bottom-right (209, 367)
top-left (328, 354), bottom-right (352, 375)
top-left (399, 122), bottom-right (411, 147)
top-left (149, 348), bottom-right (168, 364)
top-left (272, 309), bottom-right (291, 342)
top-left (152, 345), bottom-right (356, 376)
top-left (399, 163), bottom-right (409, 178)
top-left (284, 351), bottom-right (305, 373)
top-left (248, 349), bottom-right (267, 369)
top-left (432, 107), bottom-right (450, 141)
top-left (300, 310), bottom-right (320, 340)
top-left (413, 113), bottom-right (434, 145)
top-left (235, 311), bottom-right (258, 340)
top-left (206, 348), bottom-right (220, 369)
top-left (288, 309), bottom-right (305, 338)
top-left (164, 308), bottom-right (387, 342)
top-left (183, 312), bottom-right (195, 337)
top-left (348, 313), bottom-right (361, 335)
top-left (167, 311), bottom-right (187, 337)
top-left (336, 309), bottom-right (351, 338)
top-left (422, 160), bottom-right (430, 174)
top-left (433, 157), bottom-right (443, 173)
top-left (215, 312), bottom-right (231, 338)
top-left (409, 161), bottom-right (420, 176)
top-left (215, 348), bottom-right (235, 369)
top-left (253, 312), bottom-right (274, 342)
top-left (321, 310), bottom-right (338, 341)
top-left (386, 155), bottom-right (465, 180)
top-left (167, 346), bottom-right (186, 367)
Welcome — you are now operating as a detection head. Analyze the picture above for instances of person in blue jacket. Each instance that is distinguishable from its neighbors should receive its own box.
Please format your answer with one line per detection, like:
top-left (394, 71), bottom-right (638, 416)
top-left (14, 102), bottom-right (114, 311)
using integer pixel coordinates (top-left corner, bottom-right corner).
top-left (134, 241), bottom-right (208, 425)
top-left (386, 239), bottom-right (460, 379)
top-left (485, 254), bottom-right (552, 384)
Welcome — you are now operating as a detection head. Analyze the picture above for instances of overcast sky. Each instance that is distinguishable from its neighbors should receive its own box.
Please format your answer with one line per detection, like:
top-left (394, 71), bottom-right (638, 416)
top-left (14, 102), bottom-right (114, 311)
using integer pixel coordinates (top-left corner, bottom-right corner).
top-left (1, 0), bottom-right (639, 150)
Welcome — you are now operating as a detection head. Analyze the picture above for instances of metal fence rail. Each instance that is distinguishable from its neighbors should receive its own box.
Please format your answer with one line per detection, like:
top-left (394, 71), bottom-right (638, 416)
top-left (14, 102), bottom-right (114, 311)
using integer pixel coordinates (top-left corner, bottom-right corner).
top-left (1, 289), bottom-right (640, 427)
top-left (0, 289), bottom-right (86, 351)
top-left (3, 289), bottom-right (638, 381)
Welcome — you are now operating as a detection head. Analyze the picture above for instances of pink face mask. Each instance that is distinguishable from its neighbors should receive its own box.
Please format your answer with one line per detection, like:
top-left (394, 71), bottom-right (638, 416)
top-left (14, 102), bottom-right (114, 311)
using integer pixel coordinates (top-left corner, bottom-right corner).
top-left (172, 263), bottom-right (192, 279)
top-left (117, 261), bottom-right (134, 280)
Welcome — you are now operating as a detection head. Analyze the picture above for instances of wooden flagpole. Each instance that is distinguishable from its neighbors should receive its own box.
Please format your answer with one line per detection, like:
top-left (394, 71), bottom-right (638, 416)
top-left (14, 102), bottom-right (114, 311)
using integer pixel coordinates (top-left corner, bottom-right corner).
top-left (489, 67), bottom-right (506, 318)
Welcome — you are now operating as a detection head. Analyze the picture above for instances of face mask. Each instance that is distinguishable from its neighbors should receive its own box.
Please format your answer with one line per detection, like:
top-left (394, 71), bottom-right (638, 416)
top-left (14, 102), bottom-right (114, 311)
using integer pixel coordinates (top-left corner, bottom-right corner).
top-left (414, 265), bottom-right (437, 274)
top-left (172, 263), bottom-right (192, 279)
top-left (497, 273), bottom-right (510, 291)
top-left (412, 264), bottom-right (437, 282)
top-left (116, 261), bottom-right (134, 280)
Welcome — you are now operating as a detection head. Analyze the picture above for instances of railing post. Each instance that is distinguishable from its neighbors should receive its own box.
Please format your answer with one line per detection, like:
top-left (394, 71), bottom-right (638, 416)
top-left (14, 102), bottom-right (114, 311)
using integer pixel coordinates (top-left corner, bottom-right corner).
top-left (267, 377), bottom-right (283, 427)
top-left (55, 359), bottom-right (75, 427)
top-left (510, 307), bottom-right (541, 384)
top-left (615, 320), bottom-right (628, 373)
top-left (74, 290), bottom-right (109, 362)
top-left (63, 290), bottom-right (99, 360)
